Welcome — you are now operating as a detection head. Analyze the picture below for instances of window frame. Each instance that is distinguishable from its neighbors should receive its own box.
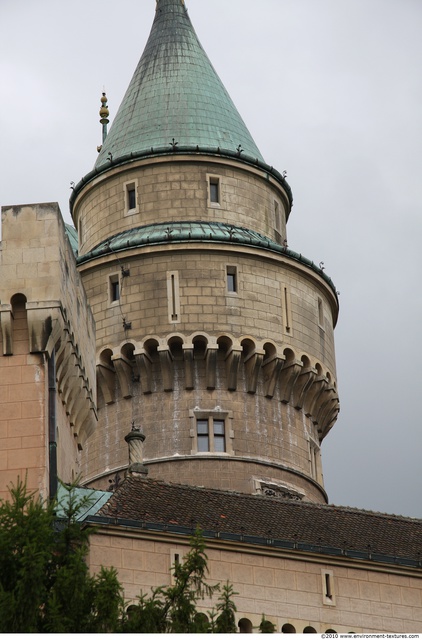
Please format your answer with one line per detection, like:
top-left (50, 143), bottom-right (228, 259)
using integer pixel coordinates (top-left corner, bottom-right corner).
top-left (321, 569), bottom-right (336, 606)
top-left (190, 409), bottom-right (234, 455)
top-left (207, 174), bottom-right (222, 207)
top-left (123, 178), bottom-right (139, 216)
top-left (109, 273), bottom-right (121, 305)
top-left (226, 265), bottom-right (238, 294)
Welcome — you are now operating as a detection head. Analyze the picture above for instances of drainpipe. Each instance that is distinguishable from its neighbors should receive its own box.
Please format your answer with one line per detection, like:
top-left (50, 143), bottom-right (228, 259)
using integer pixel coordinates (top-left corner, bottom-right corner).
top-left (48, 350), bottom-right (58, 500)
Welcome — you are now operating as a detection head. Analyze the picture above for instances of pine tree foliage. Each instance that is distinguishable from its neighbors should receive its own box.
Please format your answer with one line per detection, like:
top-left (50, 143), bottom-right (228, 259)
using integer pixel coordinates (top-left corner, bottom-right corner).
top-left (0, 480), bottom-right (251, 633)
top-left (0, 479), bottom-right (124, 633)
top-left (122, 528), bottom-right (238, 633)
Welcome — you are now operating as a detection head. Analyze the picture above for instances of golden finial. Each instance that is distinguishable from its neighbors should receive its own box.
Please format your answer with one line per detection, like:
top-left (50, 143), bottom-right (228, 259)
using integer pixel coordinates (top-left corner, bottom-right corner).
top-left (99, 92), bottom-right (109, 147)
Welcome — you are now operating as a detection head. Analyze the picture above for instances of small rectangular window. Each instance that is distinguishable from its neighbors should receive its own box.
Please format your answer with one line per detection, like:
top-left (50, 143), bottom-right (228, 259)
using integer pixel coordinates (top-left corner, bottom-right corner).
top-left (124, 179), bottom-right (139, 215)
top-left (207, 174), bottom-right (221, 207)
top-left (226, 266), bottom-right (237, 293)
top-left (210, 179), bottom-right (219, 203)
top-left (109, 274), bottom-right (120, 303)
top-left (128, 187), bottom-right (136, 210)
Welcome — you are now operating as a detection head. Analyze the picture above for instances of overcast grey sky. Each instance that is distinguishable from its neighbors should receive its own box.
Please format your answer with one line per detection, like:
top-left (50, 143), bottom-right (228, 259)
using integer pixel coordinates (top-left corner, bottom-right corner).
top-left (1, 0), bottom-right (421, 518)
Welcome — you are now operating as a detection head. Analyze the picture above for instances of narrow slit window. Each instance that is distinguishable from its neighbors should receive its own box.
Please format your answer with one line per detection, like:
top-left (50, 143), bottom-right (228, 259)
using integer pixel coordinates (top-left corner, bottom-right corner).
top-left (124, 179), bottom-right (139, 215)
top-left (128, 187), bottom-right (136, 210)
top-left (325, 573), bottom-right (332, 599)
top-left (310, 445), bottom-right (317, 479)
top-left (78, 218), bottom-right (83, 245)
top-left (321, 569), bottom-right (336, 605)
top-left (167, 271), bottom-right (181, 323)
top-left (227, 266), bottom-right (237, 293)
top-left (209, 177), bottom-right (220, 204)
top-left (274, 201), bottom-right (281, 231)
top-left (318, 297), bottom-right (324, 327)
top-left (282, 285), bottom-right (292, 334)
top-left (171, 274), bottom-right (177, 320)
top-left (110, 274), bottom-right (120, 303)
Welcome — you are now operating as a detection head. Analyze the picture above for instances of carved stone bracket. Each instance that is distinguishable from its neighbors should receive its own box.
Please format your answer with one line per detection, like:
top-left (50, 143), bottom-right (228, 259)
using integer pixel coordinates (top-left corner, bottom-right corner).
top-left (293, 367), bottom-right (317, 410)
top-left (262, 354), bottom-right (285, 398)
top-left (0, 304), bottom-right (13, 355)
top-left (112, 354), bottom-right (135, 398)
top-left (183, 344), bottom-right (194, 390)
top-left (158, 347), bottom-right (174, 392)
top-left (96, 362), bottom-right (116, 405)
top-left (134, 350), bottom-right (153, 394)
top-left (225, 345), bottom-right (242, 391)
top-left (26, 302), bottom-right (61, 354)
top-left (205, 344), bottom-right (219, 390)
top-left (244, 349), bottom-right (265, 394)
top-left (279, 360), bottom-right (303, 403)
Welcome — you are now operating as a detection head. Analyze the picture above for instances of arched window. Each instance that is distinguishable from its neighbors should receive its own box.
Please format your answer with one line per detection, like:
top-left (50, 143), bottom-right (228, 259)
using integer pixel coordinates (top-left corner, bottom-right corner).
top-left (238, 618), bottom-right (253, 633)
top-left (194, 612), bottom-right (209, 632)
top-left (303, 626), bottom-right (317, 633)
top-left (282, 623), bottom-right (296, 633)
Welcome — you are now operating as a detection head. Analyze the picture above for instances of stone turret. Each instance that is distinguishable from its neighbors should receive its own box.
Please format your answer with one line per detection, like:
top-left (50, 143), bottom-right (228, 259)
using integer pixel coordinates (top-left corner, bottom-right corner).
top-left (72, 0), bottom-right (339, 503)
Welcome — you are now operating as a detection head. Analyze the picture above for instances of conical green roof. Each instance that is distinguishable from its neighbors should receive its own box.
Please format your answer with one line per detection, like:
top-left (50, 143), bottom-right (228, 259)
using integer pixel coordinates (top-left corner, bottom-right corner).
top-left (95, 0), bottom-right (264, 168)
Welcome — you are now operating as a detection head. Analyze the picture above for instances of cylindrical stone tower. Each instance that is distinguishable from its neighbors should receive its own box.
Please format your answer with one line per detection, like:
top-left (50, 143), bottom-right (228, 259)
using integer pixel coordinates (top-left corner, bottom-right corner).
top-left (71, 0), bottom-right (339, 503)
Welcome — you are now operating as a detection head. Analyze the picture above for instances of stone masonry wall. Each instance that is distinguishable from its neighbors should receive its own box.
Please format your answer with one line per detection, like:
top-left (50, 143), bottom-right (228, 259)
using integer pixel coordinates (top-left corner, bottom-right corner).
top-left (74, 157), bottom-right (289, 256)
top-left (88, 531), bottom-right (422, 633)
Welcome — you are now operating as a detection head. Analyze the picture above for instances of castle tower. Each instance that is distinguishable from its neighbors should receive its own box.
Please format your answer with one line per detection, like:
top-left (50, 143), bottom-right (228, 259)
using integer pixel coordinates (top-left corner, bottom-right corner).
top-left (71, 0), bottom-right (339, 503)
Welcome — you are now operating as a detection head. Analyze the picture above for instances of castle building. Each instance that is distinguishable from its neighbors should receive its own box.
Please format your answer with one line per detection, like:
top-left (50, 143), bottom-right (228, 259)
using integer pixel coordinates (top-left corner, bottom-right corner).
top-left (0, 0), bottom-right (421, 633)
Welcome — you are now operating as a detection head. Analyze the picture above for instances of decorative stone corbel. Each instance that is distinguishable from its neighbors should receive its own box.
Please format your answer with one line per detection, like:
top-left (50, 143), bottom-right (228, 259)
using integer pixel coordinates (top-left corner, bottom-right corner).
top-left (293, 367), bottom-right (317, 410)
top-left (304, 375), bottom-right (328, 418)
top-left (26, 301), bottom-right (62, 353)
top-left (225, 345), bottom-right (242, 391)
top-left (262, 354), bottom-right (285, 398)
top-left (0, 304), bottom-right (13, 355)
top-left (244, 348), bottom-right (265, 394)
top-left (279, 359), bottom-right (303, 403)
top-left (158, 346), bottom-right (173, 391)
top-left (205, 344), bottom-right (219, 390)
top-left (96, 361), bottom-right (116, 405)
top-left (112, 354), bottom-right (134, 398)
top-left (183, 343), bottom-right (194, 389)
top-left (134, 350), bottom-right (153, 394)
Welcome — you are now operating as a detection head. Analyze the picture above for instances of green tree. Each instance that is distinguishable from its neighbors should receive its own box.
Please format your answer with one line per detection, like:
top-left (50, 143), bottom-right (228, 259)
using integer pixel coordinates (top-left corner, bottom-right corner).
top-left (0, 479), bottom-right (124, 633)
top-left (0, 479), bottom-right (253, 633)
top-left (122, 530), bottom-right (239, 633)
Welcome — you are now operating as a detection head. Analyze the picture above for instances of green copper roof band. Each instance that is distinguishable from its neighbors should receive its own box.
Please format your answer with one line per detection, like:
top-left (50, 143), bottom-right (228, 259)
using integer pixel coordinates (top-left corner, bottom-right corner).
top-left (77, 221), bottom-right (337, 299)
top-left (69, 146), bottom-right (293, 214)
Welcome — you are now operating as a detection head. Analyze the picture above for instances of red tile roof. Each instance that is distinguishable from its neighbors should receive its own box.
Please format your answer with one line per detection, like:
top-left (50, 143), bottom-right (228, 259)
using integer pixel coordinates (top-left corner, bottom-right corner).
top-left (96, 476), bottom-right (422, 567)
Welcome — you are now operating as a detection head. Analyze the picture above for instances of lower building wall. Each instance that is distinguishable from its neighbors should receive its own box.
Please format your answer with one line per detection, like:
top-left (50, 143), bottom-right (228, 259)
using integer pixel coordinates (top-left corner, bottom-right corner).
top-left (88, 529), bottom-right (422, 633)
top-left (0, 297), bottom-right (48, 501)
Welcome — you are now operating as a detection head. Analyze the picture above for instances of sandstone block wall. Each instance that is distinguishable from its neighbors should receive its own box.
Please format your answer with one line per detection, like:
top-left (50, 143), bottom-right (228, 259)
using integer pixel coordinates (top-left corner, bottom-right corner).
top-left (88, 531), bottom-right (422, 633)
top-left (0, 203), bottom-right (97, 496)
top-left (73, 157), bottom-right (289, 256)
